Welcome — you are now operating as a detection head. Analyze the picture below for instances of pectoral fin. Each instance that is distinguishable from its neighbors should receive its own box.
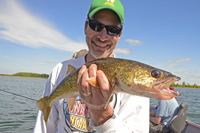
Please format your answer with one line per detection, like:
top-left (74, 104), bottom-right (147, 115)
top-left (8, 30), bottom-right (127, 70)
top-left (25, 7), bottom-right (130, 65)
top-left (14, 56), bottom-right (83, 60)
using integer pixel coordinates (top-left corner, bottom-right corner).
top-left (104, 77), bottom-right (117, 109)
top-left (87, 77), bottom-right (100, 88)
top-left (65, 97), bottom-right (76, 110)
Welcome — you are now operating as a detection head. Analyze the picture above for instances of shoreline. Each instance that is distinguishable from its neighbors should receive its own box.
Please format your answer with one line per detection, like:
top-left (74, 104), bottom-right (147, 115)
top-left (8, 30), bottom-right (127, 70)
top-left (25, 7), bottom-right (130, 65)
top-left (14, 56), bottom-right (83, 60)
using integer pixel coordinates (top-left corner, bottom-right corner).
top-left (174, 87), bottom-right (200, 89)
top-left (0, 75), bottom-right (48, 79)
top-left (0, 75), bottom-right (199, 89)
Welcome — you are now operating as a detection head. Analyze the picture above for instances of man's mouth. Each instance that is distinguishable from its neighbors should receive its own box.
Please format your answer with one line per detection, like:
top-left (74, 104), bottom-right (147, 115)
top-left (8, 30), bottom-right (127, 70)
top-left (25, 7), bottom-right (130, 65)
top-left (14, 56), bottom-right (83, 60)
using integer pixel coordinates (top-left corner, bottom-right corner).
top-left (92, 40), bottom-right (111, 49)
top-left (94, 42), bottom-right (108, 48)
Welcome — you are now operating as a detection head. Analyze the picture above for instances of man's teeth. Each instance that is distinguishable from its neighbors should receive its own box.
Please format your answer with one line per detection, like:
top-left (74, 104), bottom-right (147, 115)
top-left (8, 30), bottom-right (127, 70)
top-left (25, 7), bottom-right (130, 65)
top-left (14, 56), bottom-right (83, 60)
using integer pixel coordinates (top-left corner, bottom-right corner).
top-left (95, 43), bottom-right (107, 47)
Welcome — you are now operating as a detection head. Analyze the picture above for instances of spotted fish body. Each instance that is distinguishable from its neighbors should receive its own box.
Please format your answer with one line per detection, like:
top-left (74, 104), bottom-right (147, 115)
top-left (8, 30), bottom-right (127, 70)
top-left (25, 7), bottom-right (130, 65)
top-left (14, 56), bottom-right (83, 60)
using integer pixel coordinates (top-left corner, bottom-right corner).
top-left (36, 57), bottom-right (181, 124)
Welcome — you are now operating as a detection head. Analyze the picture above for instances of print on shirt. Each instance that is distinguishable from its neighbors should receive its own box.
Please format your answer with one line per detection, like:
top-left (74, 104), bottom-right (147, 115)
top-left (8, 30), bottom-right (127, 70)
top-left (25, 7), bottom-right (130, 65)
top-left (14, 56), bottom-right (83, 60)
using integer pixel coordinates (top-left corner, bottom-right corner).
top-left (63, 97), bottom-right (96, 132)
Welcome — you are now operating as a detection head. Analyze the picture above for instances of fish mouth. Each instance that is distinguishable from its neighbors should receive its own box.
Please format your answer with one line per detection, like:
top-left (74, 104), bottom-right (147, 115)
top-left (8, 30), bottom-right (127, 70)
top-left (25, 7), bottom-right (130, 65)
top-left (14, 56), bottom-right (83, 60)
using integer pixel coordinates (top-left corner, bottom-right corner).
top-left (152, 76), bottom-right (181, 97)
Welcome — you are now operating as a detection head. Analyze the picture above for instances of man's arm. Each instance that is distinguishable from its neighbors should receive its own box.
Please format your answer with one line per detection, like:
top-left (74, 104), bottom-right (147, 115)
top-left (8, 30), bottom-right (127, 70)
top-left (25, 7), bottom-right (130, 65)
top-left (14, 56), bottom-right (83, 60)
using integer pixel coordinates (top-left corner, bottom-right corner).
top-left (150, 115), bottom-right (162, 124)
top-left (150, 106), bottom-right (156, 111)
top-left (150, 112), bottom-right (156, 117)
top-left (33, 75), bottom-right (53, 133)
top-left (33, 71), bottom-right (59, 133)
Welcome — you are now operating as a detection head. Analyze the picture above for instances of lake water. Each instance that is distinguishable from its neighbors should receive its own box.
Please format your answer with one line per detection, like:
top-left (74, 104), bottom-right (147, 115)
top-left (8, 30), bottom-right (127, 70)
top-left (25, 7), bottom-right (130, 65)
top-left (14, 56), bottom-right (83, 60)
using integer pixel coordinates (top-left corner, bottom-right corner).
top-left (0, 76), bottom-right (200, 133)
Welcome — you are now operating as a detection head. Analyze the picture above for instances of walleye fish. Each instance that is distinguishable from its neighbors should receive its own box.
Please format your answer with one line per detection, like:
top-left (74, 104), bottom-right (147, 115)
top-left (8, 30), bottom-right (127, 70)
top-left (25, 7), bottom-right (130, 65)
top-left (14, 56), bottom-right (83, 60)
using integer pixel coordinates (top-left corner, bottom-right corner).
top-left (36, 57), bottom-right (181, 124)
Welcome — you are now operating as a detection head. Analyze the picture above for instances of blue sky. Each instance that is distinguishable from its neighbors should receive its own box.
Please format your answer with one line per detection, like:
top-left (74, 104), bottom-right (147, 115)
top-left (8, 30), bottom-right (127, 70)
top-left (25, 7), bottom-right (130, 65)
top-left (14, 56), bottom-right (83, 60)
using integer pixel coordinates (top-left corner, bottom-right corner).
top-left (0, 0), bottom-right (200, 85)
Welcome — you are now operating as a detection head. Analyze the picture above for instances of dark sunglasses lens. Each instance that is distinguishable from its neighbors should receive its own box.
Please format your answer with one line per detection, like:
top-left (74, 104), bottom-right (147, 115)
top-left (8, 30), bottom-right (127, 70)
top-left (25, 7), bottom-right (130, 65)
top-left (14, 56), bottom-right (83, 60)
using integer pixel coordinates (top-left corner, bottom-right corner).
top-left (89, 20), bottom-right (103, 32)
top-left (88, 19), bottom-right (121, 36)
top-left (107, 26), bottom-right (121, 35)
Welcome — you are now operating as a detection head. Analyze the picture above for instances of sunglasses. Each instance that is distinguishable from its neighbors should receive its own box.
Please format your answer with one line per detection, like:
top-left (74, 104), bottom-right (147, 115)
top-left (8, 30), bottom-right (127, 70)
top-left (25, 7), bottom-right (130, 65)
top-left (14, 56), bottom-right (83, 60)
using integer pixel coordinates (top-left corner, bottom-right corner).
top-left (87, 19), bottom-right (122, 36)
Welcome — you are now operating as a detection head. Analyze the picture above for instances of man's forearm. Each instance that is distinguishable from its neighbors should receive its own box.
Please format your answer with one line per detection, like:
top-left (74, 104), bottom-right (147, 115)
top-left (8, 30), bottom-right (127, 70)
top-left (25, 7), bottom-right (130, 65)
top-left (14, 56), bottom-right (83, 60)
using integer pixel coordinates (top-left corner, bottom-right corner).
top-left (150, 112), bottom-right (156, 117)
top-left (150, 116), bottom-right (160, 124)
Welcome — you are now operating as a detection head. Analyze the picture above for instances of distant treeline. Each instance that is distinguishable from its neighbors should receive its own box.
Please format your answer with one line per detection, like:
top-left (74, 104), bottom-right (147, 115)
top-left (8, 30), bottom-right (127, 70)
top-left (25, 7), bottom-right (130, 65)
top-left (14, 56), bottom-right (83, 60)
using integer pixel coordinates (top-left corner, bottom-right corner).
top-left (0, 72), bottom-right (49, 79)
top-left (0, 73), bottom-right (199, 88)
top-left (170, 82), bottom-right (200, 89)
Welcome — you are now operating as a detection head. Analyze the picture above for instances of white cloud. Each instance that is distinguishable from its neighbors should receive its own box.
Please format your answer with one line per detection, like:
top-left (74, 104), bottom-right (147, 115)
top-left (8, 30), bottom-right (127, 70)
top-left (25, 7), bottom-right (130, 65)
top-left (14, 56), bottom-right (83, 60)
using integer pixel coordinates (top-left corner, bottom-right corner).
top-left (48, 60), bottom-right (56, 63)
top-left (125, 39), bottom-right (142, 45)
top-left (166, 58), bottom-right (192, 63)
top-left (40, 62), bottom-right (47, 66)
top-left (165, 65), bottom-right (178, 68)
top-left (63, 57), bottom-right (71, 60)
top-left (38, 60), bottom-right (56, 66)
top-left (0, 0), bottom-right (87, 52)
top-left (114, 48), bottom-right (131, 54)
top-left (175, 70), bottom-right (191, 74)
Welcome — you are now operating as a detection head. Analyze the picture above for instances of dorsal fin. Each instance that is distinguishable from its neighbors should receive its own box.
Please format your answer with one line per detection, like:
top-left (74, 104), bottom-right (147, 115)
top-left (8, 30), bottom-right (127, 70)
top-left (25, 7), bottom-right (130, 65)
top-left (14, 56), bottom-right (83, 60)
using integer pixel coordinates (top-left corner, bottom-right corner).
top-left (65, 64), bottom-right (76, 76)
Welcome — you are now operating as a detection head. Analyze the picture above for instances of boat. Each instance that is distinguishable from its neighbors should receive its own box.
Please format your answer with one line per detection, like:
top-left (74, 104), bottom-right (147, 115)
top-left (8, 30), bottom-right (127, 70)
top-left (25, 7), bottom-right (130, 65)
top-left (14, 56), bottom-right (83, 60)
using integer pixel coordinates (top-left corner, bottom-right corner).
top-left (182, 121), bottom-right (200, 133)
top-left (160, 102), bottom-right (200, 133)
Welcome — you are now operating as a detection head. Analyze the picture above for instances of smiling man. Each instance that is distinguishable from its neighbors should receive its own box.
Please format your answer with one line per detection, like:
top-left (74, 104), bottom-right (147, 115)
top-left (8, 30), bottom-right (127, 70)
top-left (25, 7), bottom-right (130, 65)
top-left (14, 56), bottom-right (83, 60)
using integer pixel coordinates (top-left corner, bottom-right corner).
top-left (33, 0), bottom-right (149, 133)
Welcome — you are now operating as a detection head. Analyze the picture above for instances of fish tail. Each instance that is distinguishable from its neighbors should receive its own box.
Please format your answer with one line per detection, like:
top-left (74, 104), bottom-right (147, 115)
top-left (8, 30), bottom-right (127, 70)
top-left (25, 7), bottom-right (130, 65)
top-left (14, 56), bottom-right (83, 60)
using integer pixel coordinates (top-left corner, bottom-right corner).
top-left (36, 96), bottom-right (51, 124)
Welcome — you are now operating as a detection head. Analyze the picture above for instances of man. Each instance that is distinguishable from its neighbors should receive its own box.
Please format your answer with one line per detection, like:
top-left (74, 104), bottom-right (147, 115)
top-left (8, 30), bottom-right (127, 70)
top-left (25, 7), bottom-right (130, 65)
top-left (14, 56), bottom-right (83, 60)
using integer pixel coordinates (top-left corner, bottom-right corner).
top-left (33, 0), bottom-right (149, 133)
top-left (71, 49), bottom-right (88, 59)
top-left (150, 97), bottom-right (179, 132)
top-left (149, 87), bottom-right (177, 117)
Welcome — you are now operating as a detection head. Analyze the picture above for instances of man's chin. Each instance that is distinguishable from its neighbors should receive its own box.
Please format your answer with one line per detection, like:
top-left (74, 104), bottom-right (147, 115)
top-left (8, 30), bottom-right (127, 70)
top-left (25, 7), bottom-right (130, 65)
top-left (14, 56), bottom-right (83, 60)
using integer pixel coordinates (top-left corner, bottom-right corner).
top-left (92, 53), bottom-right (109, 59)
top-left (88, 50), bottom-right (113, 60)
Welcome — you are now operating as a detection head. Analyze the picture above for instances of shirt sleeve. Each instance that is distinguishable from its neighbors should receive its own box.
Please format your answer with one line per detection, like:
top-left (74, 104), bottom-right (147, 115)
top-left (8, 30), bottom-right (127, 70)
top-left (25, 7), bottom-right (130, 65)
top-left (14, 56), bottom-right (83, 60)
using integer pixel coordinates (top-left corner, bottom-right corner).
top-left (46, 103), bottom-right (59, 133)
top-left (32, 73), bottom-right (58, 133)
top-left (90, 94), bottom-right (149, 133)
top-left (156, 100), bottom-right (167, 117)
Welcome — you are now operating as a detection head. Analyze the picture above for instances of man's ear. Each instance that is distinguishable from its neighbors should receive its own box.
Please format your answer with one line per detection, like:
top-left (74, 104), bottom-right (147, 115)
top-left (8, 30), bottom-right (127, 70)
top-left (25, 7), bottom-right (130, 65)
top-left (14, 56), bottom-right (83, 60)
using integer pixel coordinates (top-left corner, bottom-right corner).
top-left (84, 21), bottom-right (88, 35)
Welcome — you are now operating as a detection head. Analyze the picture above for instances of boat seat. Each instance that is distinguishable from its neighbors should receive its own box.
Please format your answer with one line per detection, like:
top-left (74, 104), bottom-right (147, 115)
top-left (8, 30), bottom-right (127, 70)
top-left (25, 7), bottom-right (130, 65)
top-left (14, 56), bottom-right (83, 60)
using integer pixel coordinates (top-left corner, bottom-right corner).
top-left (169, 102), bottom-right (188, 133)
top-left (160, 102), bottom-right (188, 133)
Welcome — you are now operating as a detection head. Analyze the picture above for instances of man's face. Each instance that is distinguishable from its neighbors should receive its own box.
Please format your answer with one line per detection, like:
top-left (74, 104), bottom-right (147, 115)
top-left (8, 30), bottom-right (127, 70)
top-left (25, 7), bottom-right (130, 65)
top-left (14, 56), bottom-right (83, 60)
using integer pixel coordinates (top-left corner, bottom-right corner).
top-left (84, 9), bottom-right (122, 60)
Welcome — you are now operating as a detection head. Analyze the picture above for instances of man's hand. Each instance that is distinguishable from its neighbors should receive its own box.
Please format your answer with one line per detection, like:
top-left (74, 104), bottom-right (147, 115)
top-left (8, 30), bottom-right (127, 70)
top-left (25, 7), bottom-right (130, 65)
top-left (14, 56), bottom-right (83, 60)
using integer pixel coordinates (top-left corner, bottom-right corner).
top-left (150, 116), bottom-right (162, 125)
top-left (77, 64), bottom-right (114, 126)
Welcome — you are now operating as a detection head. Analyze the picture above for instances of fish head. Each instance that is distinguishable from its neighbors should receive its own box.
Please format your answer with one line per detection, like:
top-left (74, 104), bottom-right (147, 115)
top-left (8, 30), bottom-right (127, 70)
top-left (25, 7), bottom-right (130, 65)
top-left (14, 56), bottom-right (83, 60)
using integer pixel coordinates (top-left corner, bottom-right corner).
top-left (117, 63), bottom-right (181, 100)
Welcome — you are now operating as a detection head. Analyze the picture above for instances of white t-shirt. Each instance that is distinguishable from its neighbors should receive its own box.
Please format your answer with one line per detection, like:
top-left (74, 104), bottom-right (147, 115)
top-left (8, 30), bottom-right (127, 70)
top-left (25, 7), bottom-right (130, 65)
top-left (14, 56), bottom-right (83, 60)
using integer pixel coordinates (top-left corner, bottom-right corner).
top-left (33, 56), bottom-right (149, 133)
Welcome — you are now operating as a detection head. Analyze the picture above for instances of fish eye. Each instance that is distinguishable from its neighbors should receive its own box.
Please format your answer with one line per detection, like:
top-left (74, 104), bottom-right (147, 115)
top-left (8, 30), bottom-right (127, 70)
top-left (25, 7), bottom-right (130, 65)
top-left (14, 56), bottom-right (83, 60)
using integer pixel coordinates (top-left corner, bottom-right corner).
top-left (151, 70), bottom-right (161, 78)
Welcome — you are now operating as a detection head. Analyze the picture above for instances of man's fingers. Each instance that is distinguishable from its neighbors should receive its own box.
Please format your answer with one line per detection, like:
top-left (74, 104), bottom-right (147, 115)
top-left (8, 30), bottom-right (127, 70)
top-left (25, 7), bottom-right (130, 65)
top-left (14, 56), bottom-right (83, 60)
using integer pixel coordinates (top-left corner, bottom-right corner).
top-left (77, 65), bottom-right (87, 85)
top-left (81, 69), bottom-right (91, 95)
top-left (77, 65), bottom-right (89, 98)
top-left (77, 65), bottom-right (112, 108)
top-left (96, 70), bottom-right (112, 99)
top-left (88, 64), bottom-right (97, 78)
top-left (88, 64), bottom-right (101, 98)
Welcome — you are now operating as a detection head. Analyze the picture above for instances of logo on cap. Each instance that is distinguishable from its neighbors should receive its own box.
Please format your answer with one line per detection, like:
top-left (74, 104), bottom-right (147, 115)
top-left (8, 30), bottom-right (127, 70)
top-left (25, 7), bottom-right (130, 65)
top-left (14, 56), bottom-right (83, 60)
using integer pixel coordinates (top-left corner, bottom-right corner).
top-left (104, 0), bottom-right (115, 7)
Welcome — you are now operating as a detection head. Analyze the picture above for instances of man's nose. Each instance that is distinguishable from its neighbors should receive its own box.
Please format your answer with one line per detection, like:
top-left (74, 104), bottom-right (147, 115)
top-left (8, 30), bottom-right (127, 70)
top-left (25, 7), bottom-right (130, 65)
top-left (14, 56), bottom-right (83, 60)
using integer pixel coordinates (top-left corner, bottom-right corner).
top-left (97, 27), bottom-right (108, 41)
